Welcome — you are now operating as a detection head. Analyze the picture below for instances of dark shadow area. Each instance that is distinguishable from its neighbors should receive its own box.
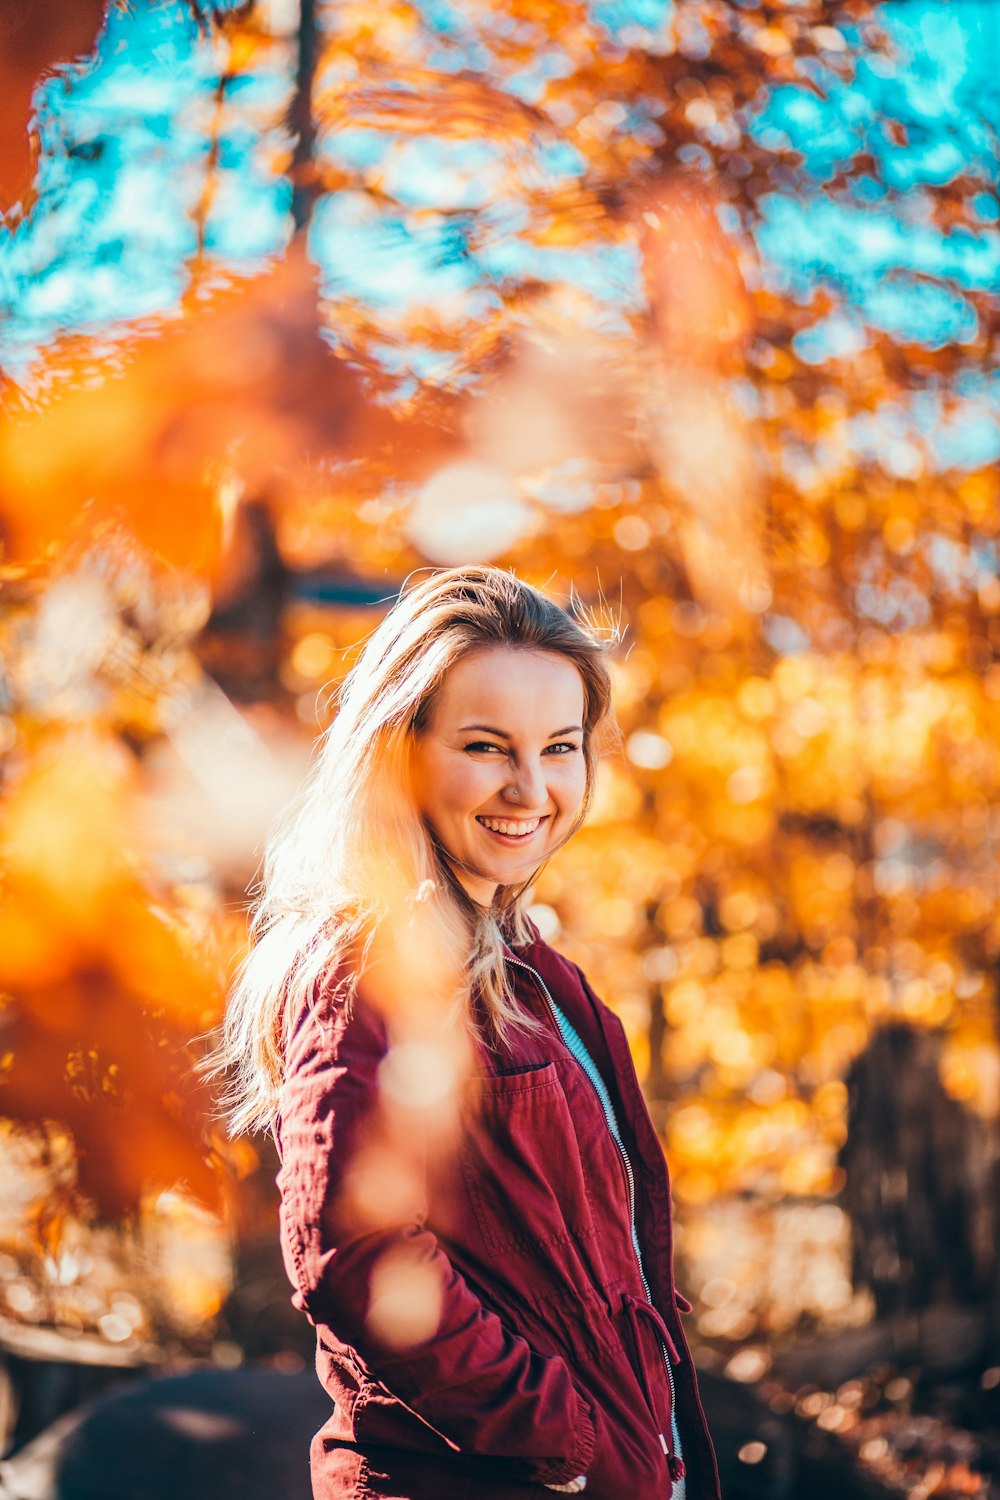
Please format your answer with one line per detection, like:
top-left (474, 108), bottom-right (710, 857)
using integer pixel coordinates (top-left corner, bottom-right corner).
top-left (9, 1368), bottom-right (332, 1500)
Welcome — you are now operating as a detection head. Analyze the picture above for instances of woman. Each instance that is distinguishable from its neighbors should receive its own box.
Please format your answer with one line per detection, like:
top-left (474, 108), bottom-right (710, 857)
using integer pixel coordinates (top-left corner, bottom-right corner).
top-left (216, 566), bottom-right (720, 1500)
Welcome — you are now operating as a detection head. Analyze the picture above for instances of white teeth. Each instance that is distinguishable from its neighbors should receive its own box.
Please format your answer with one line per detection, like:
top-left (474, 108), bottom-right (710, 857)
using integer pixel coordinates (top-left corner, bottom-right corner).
top-left (477, 817), bottom-right (541, 836)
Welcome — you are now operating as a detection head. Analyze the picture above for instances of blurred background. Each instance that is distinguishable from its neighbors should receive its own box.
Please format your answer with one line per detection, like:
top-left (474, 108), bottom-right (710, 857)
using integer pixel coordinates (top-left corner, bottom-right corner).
top-left (1, 0), bottom-right (999, 1495)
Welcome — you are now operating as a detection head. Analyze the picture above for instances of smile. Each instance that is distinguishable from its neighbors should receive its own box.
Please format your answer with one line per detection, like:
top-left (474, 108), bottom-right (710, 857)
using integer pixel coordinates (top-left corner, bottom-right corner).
top-left (475, 816), bottom-right (547, 841)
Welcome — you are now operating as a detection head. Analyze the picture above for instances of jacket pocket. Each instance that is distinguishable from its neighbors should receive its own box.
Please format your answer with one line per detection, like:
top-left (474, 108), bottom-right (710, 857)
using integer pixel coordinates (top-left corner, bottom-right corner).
top-left (459, 1061), bottom-right (598, 1256)
top-left (353, 1377), bottom-right (460, 1458)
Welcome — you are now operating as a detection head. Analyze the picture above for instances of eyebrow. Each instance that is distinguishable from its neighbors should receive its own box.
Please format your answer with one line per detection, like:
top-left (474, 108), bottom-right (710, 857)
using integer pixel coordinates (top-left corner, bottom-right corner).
top-left (458, 724), bottom-right (584, 738)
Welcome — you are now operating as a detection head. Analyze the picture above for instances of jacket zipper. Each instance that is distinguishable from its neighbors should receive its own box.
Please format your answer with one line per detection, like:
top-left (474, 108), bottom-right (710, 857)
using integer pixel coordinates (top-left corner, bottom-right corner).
top-left (504, 953), bottom-right (683, 1476)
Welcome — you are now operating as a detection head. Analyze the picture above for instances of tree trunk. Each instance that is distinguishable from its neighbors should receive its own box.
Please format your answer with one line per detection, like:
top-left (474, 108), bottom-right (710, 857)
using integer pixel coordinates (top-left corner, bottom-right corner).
top-left (839, 1022), bottom-right (993, 1319)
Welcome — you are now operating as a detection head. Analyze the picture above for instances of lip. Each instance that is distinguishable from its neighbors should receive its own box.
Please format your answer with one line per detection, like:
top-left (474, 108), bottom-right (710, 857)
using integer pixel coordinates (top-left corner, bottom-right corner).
top-left (475, 815), bottom-right (550, 845)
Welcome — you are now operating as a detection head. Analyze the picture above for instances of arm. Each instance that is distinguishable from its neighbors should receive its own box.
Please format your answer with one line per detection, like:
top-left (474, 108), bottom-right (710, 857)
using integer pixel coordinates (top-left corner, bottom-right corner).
top-left (277, 967), bottom-right (595, 1488)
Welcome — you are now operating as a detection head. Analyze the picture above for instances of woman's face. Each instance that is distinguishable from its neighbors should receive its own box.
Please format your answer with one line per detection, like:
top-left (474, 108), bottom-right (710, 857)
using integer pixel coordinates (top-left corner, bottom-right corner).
top-left (410, 645), bottom-right (589, 906)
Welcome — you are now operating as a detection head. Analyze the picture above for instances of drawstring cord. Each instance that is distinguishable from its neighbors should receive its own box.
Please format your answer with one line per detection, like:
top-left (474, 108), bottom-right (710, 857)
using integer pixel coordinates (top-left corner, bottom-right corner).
top-left (621, 1292), bottom-right (687, 1485)
top-left (625, 1291), bottom-right (682, 1365)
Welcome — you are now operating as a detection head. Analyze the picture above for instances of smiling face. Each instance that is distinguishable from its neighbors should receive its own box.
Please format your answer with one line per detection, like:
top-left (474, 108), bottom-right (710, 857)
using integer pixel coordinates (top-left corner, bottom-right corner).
top-left (409, 645), bottom-right (589, 906)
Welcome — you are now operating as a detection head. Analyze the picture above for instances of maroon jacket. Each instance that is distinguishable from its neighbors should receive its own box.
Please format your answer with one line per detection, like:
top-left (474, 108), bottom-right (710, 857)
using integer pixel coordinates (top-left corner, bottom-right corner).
top-left (276, 922), bottom-right (721, 1500)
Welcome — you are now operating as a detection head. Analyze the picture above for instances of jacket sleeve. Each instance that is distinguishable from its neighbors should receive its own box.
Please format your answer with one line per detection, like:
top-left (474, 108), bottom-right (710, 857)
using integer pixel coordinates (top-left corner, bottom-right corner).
top-left (275, 966), bottom-right (596, 1488)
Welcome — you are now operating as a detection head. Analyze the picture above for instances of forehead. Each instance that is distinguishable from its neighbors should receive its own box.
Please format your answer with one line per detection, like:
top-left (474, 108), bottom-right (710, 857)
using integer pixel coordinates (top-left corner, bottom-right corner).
top-left (432, 646), bottom-right (585, 728)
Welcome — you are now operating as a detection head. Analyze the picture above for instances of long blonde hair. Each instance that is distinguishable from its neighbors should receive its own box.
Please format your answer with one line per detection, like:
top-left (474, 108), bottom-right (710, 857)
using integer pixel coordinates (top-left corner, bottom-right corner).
top-left (212, 565), bottom-right (619, 1134)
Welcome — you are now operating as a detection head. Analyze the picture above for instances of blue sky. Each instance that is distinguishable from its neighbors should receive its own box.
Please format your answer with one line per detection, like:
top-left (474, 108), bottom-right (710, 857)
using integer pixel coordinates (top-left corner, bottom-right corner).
top-left (0, 0), bottom-right (996, 470)
top-left (0, 1), bottom-right (290, 370)
top-left (754, 0), bottom-right (999, 355)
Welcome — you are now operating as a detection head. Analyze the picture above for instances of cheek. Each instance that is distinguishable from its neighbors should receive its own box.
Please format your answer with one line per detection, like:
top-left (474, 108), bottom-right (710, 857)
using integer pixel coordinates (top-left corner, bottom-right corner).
top-left (419, 750), bottom-right (496, 820)
top-left (555, 759), bottom-right (588, 807)
top-left (440, 765), bottom-right (481, 814)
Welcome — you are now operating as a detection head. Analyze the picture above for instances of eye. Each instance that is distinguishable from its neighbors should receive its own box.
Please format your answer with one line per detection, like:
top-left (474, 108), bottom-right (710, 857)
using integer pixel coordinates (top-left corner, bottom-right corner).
top-left (464, 741), bottom-right (505, 754)
top-left (546, 742), bottom-right (581, 755)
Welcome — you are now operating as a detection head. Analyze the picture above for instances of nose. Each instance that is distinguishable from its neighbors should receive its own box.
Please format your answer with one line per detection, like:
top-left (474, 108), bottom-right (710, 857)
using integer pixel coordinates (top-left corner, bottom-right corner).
top-left (502, 757), bottom-right (548, 810)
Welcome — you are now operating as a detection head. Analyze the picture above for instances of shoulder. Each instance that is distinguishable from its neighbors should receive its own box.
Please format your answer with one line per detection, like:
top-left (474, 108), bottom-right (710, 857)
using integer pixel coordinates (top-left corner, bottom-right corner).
top-left (284, 948), bottom-right (389, 1072)
top-left (514, 926), bottom-right (607, 1012)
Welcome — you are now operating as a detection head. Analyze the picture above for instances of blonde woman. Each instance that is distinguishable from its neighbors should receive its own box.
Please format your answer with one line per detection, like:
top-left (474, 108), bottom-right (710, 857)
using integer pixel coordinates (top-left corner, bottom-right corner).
top-left (215, 566), bottom-right (720, 1500)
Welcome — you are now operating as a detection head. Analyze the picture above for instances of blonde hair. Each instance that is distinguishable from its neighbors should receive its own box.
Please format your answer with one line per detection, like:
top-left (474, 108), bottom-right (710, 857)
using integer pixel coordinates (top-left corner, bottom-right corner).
top-left (211, 565), bottom-right (619, 1134)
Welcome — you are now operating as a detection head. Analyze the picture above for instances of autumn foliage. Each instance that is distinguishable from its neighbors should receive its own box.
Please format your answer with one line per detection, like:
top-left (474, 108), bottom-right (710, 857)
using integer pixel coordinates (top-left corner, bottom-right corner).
top-left (1, 0), bottom-right (998, 1358)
